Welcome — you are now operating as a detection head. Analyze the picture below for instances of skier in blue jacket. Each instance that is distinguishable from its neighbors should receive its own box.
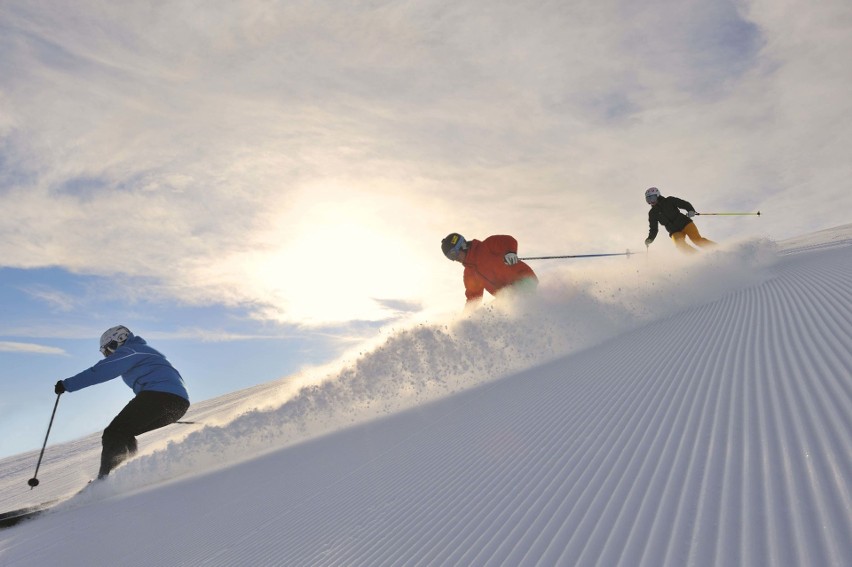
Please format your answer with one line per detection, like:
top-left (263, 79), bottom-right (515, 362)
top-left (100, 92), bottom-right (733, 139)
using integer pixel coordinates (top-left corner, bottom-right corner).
top-left (55, 326), bottom-right (190, 478)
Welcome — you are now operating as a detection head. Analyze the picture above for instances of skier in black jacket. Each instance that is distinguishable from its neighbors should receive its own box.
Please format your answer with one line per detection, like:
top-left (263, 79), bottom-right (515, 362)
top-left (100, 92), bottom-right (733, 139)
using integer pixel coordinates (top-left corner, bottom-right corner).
top-left (644, 187), bottom-right (715, 253)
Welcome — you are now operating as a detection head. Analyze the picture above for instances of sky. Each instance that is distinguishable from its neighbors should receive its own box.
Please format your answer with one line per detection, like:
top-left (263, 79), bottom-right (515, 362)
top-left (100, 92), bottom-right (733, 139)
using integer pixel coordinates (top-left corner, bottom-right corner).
top-left (1, 228), bottom-right (849, 565)
top-left (1, 0), bottom-right (851, 458)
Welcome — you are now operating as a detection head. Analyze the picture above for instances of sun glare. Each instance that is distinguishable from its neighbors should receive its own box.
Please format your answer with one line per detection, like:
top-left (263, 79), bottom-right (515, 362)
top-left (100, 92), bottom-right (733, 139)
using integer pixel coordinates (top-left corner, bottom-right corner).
top-left (242, 188), bottom-right (435, 326)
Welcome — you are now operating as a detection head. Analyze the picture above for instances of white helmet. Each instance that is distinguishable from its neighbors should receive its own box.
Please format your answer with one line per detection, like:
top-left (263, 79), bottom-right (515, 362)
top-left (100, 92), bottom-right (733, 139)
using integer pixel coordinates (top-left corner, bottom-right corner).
top-left (100, 325), bottom-right (131, 356)
top-left (644, 187), bottom-right (661, 204)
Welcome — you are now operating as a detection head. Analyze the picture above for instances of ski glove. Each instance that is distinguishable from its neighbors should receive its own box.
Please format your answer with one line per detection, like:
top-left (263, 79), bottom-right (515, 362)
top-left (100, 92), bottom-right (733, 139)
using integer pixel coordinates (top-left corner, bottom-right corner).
top-left (54, 380), bottom-right (66, 395)
top-left (504, 252), bottom-right (519, 266)
top-left (687, 210), bottom-right (696, 218)
top-left (645, 237), bottom-right (653, 247)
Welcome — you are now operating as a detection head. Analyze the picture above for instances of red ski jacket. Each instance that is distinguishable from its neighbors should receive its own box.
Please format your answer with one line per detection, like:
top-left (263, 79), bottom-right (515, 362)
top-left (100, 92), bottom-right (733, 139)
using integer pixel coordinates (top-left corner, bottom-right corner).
top-left (462, 235), bottom-right (538, 304)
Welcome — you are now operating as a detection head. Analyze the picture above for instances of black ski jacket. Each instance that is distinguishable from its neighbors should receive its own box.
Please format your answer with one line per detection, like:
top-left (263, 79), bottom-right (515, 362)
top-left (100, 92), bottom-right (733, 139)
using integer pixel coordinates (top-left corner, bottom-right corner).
top-left (647, 195), bottom-right (696, 241)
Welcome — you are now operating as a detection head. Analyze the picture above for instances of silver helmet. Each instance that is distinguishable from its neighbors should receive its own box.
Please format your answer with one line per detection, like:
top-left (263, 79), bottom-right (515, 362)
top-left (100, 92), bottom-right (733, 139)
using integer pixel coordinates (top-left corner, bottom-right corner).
top-left (100, 325), bottom-right (131, 356)
top-left (644, 187), bottom-right (661, 204)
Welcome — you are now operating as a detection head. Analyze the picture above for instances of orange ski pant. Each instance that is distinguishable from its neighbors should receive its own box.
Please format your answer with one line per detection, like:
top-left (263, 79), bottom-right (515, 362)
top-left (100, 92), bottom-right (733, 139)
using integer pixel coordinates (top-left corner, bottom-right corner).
top-left (671, 222), bottom-right (715, 253)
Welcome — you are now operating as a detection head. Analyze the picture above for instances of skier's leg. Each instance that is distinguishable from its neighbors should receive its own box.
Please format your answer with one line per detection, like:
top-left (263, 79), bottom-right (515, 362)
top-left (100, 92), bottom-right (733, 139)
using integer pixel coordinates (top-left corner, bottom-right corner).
top-left (99, 427), bottom-right (136, 478)
top-left (683, 222), bottom-right (716, 248)
top-left (671, 231), bottom-right (697, 253)
top-left (98, 392), bottom-right (189, 477)
top-left (129, 392), bottom-right (190, 435)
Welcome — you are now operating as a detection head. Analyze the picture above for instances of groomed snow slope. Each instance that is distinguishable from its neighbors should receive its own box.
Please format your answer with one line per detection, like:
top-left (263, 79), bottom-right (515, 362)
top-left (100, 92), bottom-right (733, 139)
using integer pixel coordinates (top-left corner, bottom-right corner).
top-left (1, 227), bottom-right (850, 566)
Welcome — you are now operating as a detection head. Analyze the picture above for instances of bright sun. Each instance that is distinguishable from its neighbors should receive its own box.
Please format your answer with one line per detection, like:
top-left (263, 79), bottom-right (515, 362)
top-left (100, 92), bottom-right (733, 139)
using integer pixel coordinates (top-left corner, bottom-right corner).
top-left (236, 184), bottom-right (441, 326)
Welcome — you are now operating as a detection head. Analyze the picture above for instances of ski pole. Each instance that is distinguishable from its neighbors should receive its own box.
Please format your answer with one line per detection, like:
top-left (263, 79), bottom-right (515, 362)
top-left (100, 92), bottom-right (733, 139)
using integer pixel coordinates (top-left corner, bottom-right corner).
top-left (520, 250), bottom-right (632, 261)
top-left (695, 211), bottom-right (761, 216)
top-left (28, 392), bottom-right (62, 488)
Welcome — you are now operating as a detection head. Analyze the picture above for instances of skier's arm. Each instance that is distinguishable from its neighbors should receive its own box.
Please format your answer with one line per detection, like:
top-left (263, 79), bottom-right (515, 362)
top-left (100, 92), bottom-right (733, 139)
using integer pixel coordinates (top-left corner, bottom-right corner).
top-left (647, 211), bottom-right (659, 243)
top-left (61, 348), bottom-right (141, 392)
top-left (668, 196), bottom-right (695, 214)
top-left (484, 235), bottom-right (519, 257)
top-left (464, 270), bottom-right (485, 306)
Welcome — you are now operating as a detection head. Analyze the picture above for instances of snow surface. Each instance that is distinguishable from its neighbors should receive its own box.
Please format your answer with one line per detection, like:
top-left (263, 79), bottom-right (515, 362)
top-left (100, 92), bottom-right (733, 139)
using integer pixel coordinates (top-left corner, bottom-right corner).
top-left (1, 226), bottom-right (850, 566)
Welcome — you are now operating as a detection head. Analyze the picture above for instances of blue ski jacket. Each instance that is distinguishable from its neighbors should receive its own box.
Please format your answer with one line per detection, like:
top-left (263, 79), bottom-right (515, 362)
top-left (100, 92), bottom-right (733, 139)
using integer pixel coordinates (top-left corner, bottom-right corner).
top-left (61, 335), bottom-right (189, 401)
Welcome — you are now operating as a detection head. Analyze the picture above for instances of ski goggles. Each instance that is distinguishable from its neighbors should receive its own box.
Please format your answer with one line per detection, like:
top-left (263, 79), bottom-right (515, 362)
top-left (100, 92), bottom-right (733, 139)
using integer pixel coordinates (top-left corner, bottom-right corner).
top-left (446, 236), bottom-right (466, 260)
top-left (100, 341), bottom-right (118, 356)
top-left (645, 194), bottom-right (659, 204)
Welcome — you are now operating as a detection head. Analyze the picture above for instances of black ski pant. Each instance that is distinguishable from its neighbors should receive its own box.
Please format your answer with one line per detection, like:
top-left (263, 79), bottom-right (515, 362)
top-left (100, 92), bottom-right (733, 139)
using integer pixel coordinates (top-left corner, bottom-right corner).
top-left (99, 391), bottom-right (190, 478)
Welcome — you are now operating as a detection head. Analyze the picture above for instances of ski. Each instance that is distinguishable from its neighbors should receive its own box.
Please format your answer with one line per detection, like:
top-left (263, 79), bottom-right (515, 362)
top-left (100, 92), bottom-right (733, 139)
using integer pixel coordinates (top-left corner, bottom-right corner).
top-left (0, 479), bottom-right (101, 530)
top-left (0, 500), bottom-right (60, 529)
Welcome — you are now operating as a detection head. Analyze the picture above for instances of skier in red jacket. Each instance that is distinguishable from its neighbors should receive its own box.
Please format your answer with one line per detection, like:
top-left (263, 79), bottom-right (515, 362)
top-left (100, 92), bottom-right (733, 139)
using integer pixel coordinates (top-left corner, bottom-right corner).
top-left (441, 233), bottom-right (538, 307)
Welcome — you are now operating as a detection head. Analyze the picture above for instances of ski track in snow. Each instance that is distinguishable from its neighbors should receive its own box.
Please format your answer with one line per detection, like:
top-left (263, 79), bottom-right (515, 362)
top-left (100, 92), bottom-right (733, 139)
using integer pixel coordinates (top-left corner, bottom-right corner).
top-left (1, 229), bottom-right (850, 566)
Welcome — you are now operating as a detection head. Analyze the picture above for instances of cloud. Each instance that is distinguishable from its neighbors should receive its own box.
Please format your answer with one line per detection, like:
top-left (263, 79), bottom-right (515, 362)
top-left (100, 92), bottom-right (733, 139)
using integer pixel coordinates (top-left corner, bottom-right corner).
top-left (20, 285), bottom-right (79, 312)
top-left (1, 0), bottom-right (850, 329)
top-left (0, 341), bottom-right (67, 355)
